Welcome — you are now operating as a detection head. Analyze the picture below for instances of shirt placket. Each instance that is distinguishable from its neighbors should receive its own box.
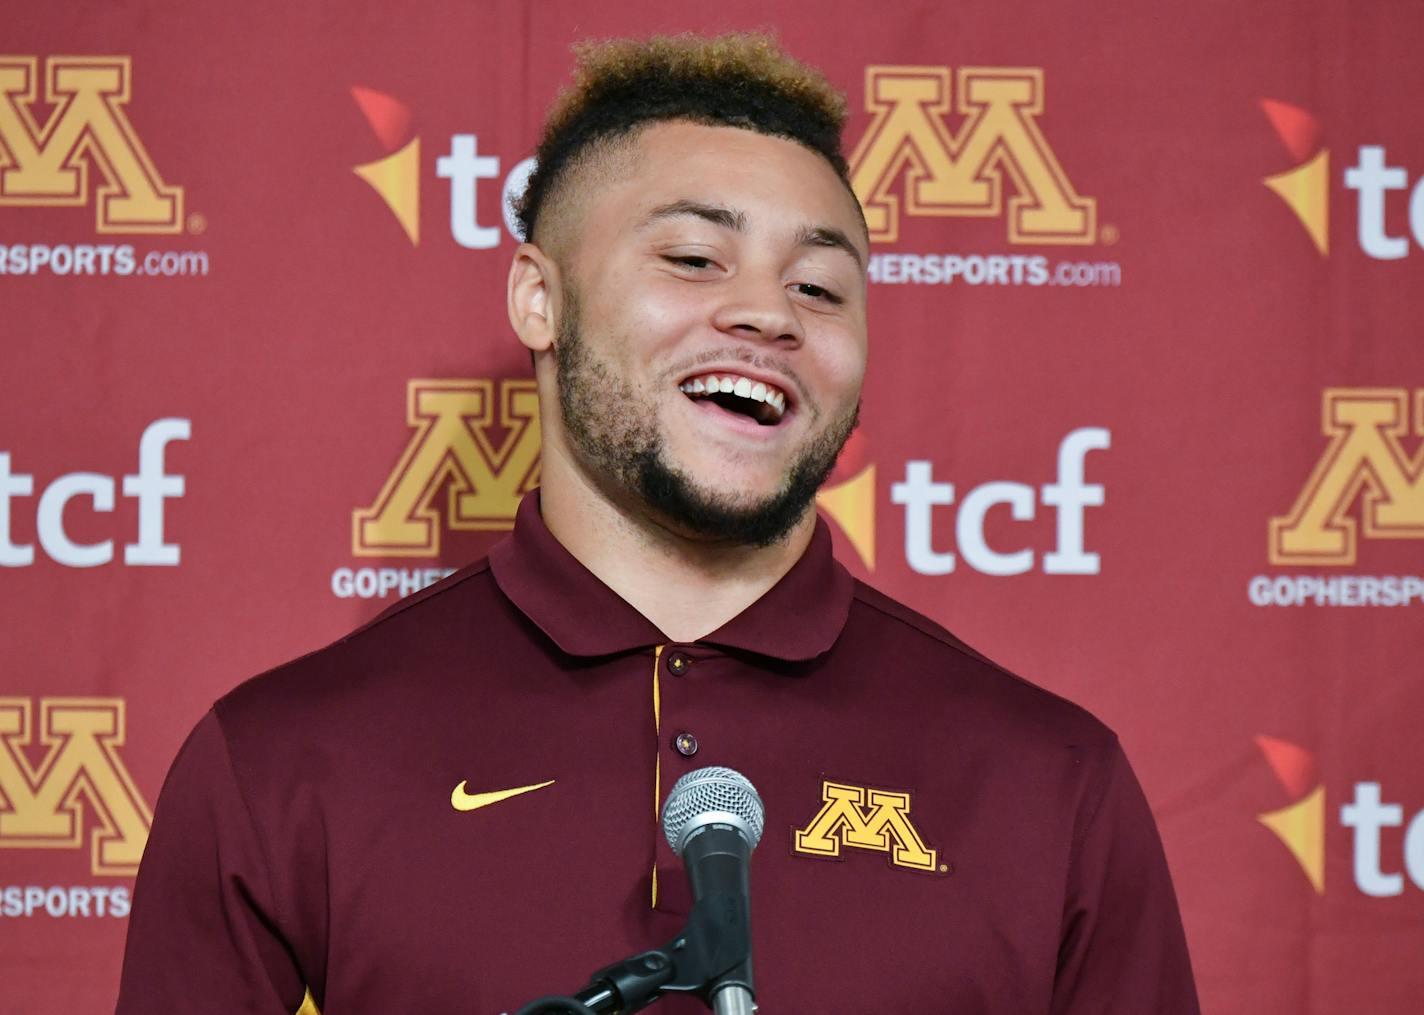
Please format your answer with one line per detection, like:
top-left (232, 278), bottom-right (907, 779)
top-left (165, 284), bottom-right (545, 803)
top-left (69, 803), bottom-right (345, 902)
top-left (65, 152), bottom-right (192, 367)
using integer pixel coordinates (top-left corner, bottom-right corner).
top-left (650, 641), bottom-right (705, 916)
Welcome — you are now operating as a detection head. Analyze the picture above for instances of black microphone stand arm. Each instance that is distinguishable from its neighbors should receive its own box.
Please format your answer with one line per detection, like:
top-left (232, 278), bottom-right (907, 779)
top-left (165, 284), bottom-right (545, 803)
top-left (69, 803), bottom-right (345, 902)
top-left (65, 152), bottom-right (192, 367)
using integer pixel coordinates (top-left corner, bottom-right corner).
top-left (572, 869), bottom-right (752, 1013)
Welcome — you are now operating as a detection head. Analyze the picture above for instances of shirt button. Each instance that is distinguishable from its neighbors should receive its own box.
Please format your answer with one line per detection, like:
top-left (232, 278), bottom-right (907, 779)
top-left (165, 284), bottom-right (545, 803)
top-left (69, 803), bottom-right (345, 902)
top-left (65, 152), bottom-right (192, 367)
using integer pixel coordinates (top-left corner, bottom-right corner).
top-left (666, 651), bottom-right (691, 676)
top-left (674, 731), bottom-right (699, 757)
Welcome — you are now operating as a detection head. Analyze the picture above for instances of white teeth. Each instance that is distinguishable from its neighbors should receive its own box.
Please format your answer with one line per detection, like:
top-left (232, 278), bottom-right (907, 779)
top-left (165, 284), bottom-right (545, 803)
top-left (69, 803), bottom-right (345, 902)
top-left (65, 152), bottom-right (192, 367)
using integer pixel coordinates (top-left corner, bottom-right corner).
top-left (679, 371), bottom-right (789, 420)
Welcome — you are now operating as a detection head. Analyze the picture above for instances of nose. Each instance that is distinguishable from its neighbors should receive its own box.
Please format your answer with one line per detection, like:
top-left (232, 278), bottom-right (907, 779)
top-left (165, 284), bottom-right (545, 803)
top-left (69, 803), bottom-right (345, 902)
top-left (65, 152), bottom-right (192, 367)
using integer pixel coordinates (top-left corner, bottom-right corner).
top-left (710, 272), bottom-right (804, 347)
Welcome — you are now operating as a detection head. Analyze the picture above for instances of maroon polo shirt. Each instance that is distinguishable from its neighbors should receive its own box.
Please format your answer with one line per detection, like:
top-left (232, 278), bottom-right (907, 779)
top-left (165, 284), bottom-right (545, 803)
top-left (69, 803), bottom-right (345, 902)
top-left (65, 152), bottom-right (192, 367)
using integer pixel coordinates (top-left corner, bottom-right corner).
top-left (118, 494), bottom-right (1198, 1014)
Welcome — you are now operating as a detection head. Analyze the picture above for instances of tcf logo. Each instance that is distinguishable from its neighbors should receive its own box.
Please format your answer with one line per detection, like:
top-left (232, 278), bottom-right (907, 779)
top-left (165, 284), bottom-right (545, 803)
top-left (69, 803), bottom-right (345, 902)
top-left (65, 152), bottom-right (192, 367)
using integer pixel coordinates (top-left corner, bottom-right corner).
top-left (1255, 736), bottom-right (1424, 897)
top-left (1, 418), bottom-right (189, 568)
top-left (1261, 98), bottom-right (1424, 259)
top-left (348, 87), bottom-right (532, 248)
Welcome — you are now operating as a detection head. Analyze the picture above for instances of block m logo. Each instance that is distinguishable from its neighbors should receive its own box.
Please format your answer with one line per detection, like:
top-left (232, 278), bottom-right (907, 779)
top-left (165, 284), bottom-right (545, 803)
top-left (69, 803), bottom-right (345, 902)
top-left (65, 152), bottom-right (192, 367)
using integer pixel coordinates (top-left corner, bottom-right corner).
top-left (354, 379), bottom-right (541, 557)
top-left (1270, 389), bottom-right (1424, 565)
top-left (0, 56), bottom-right (182, 233)
top-left (793, 780), bottom-right (940, 873)
top-left (0, 698), bottom-right (152, 877)
top-left (849, 66), bottom-right (1096, 246)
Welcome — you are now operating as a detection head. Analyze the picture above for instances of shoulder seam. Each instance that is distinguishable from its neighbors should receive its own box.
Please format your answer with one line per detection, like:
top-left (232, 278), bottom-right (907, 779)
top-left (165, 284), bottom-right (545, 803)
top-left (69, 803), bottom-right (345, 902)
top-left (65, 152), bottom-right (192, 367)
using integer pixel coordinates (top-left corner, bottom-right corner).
top-left (339, 558), bottom-right (494, 643)
top-left (206, 708), bottom-right (293, 945)
top-left (848, 581), bottom-right (1113, 729)
top-left (850, 582), bottom-right (1007, 676)
top-left (1069, 733), bottom-right (1125, 865)
top-left (227, 561), bottom-right (496, 687)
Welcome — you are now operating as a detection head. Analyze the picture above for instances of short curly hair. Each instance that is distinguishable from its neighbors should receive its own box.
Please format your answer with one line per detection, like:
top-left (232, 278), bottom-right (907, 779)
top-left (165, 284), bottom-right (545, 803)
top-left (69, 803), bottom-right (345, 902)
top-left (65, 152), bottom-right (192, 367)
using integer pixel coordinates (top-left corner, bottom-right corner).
top-left (515, 32), bottom-right (853, 245)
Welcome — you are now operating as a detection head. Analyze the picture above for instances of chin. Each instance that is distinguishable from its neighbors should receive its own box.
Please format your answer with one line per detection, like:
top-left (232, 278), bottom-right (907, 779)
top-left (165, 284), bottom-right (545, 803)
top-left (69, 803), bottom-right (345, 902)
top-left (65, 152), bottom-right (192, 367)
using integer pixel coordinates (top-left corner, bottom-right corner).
top-left (635, 454), bottom-right (817, 548)
top-left (681, 469), bottom-right (786, 505)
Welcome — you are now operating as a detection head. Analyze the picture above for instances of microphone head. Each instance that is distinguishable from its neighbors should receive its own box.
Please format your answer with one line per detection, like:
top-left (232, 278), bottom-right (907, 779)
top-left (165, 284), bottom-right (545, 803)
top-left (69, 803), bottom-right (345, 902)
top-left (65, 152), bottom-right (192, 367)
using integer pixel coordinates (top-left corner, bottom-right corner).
top-left (661, 766), bottom-right (765, 856)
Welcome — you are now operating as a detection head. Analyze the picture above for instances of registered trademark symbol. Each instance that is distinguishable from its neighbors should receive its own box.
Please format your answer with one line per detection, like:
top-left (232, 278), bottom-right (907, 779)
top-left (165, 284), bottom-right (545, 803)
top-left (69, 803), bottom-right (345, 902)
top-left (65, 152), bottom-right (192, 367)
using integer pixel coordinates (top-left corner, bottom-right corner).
top-left (940, 864), bottom-right (950, 873)
top-left (187, 212), bottom-right (207, 235)
top-left (1099, 223), bottom-right (1119, 245)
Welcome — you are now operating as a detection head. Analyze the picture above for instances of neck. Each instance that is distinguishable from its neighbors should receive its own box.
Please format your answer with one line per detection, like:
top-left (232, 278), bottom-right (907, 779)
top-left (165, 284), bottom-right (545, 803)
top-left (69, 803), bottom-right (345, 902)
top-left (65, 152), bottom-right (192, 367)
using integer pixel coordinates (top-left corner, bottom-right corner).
top-left (537, 444), bottom-right (814, 643)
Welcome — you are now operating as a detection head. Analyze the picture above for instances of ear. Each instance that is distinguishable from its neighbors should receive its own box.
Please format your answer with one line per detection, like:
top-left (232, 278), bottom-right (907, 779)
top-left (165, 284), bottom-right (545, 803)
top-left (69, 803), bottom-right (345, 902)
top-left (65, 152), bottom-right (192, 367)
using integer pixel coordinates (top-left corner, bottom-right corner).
top-left (507, 242), bottom-right (560, 353)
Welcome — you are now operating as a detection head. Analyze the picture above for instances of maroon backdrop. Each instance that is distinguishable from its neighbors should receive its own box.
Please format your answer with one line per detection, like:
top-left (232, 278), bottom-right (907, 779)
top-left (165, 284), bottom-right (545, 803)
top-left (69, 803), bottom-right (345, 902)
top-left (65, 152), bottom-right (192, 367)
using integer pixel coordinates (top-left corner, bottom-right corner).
top-left (3, 1), bottom-right (1423, 1012)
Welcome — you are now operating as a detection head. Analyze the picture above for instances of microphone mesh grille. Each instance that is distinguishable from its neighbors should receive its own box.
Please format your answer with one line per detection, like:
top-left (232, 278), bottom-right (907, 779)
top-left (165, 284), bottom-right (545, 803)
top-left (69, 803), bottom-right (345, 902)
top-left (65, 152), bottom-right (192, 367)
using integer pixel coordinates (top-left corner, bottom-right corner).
top-left (661, 766), bottom-right (765, 855)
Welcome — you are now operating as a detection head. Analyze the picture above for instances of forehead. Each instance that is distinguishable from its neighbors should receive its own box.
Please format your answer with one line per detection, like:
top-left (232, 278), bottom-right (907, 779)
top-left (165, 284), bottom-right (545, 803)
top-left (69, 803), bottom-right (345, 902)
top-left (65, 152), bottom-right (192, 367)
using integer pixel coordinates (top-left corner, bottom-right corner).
top-left (578, 121), bottom-right (866, 248)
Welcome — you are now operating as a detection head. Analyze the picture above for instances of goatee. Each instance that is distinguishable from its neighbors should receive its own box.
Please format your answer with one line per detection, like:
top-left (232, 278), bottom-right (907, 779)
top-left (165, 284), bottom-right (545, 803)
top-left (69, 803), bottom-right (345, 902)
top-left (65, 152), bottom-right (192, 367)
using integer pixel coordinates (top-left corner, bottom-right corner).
top-left (554, 287), bottom-right (858, 547)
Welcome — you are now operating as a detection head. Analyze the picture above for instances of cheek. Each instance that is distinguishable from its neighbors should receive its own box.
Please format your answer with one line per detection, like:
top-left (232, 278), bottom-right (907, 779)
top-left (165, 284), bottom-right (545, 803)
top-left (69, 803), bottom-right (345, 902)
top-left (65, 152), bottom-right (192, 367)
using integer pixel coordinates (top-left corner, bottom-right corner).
top-left (811, 330), bottom-right (868, 407)
top-left (588, 273), bottom-right (709, 357)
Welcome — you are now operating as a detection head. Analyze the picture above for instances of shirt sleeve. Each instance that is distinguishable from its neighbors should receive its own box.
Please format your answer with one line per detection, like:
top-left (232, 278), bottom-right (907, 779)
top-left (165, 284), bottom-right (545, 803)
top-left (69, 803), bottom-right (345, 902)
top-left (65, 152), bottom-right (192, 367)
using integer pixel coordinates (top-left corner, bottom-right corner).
top-left (115, 709), bottom-right (308, 1015)
top-left (1051, 737), bottom-right (1200, 1015)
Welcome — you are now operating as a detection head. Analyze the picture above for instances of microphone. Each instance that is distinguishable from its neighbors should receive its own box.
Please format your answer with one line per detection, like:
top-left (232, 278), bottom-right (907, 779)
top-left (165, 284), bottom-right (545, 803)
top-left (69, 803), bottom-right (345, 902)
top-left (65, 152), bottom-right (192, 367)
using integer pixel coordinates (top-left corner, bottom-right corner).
top-left (512, 767), bottom-right (763, 1014)
top-left (660, 766), bottom-right (764, 1015)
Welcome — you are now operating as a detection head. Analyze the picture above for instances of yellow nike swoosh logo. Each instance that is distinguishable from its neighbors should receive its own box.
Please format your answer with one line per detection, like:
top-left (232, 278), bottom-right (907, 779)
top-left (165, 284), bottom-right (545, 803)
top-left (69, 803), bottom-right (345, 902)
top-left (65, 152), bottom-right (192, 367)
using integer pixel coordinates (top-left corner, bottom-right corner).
top-left (450, 779), bottom-right (555, 812)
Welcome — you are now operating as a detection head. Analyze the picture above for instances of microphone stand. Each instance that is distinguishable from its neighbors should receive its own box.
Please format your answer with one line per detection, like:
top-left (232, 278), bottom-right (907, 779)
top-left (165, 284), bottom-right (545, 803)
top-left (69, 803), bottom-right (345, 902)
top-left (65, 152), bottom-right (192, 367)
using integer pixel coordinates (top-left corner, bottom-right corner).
top-left (512, 887), bottom-right (752, 1015)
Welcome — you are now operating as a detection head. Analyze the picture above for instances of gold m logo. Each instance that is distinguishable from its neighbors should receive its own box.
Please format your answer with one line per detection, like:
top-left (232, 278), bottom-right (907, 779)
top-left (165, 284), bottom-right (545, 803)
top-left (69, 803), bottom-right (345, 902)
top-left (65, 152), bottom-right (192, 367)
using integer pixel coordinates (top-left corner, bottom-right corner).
top-left (1270, 389), bottom-right (1424, 565)
top-left (793, 780), bottom-right (940, 872)
top-left (0, 56), bottom-right (182, 233)
top-left (353, 379), bottom-right (541, 556)
top-left (0, 698), bottom-right (152, 877)
top-left (849, 66), bottom-right (1095, 245)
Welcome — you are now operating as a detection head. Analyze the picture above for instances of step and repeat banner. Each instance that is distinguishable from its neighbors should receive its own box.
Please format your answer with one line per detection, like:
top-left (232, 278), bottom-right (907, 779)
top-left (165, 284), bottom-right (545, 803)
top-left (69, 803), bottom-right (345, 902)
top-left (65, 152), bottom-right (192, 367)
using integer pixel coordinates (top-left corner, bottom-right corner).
top-left (3, 1), bottom-right (1422, 1011)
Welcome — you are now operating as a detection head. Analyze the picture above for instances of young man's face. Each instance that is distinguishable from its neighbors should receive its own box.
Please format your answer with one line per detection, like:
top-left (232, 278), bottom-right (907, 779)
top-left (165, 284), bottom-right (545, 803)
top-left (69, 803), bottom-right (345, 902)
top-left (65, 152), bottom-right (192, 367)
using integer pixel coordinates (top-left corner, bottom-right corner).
top-left (550, 120), bottom-right (869, 545)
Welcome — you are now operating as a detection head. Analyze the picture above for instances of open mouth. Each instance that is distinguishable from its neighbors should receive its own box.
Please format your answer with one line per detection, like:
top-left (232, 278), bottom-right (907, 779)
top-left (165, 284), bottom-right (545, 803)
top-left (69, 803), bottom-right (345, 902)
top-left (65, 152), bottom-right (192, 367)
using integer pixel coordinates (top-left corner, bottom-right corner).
top-left (678, 372), bottom-right (788, 426)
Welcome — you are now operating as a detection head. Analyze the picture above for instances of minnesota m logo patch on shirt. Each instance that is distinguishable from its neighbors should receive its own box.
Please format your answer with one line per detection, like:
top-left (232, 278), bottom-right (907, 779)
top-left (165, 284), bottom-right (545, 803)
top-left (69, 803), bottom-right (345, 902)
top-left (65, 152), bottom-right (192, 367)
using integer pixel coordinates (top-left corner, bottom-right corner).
top-left (793, 779), bottom-right (944, 873)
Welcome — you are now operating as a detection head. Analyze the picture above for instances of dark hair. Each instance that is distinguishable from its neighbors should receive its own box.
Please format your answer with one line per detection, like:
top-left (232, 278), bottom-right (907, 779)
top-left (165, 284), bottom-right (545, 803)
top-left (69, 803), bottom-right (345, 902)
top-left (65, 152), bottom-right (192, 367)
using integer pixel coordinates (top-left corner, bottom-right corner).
top-left (515, 32), bottom-right (852, 243)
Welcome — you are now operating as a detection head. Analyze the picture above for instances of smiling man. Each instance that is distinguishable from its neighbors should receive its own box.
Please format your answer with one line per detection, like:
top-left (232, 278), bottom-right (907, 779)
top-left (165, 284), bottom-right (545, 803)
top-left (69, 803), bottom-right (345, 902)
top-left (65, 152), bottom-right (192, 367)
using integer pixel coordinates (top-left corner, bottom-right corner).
top-left (118, 34), bottom-right (1198, 1015)
top-left (509, 88), bottom-right (867, 640)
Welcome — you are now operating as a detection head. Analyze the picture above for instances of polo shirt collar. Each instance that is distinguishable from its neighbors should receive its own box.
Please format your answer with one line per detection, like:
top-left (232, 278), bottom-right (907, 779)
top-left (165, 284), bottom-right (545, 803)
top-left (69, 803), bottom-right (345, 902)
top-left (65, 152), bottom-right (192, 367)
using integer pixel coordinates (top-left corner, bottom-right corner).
top-left (489, 492), bottom-right (854, 661)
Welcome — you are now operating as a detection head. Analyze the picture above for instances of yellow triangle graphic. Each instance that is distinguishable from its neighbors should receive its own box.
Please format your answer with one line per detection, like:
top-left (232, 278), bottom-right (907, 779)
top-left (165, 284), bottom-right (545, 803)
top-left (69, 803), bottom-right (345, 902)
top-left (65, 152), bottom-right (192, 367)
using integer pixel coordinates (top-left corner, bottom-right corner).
top-left (816, 463), bottom-right (876, 570)
top-left (1264, 148), bottom-right (1329, 256)
top-left (354, 137), bottom-right (421, 245)
top-left (1257, 783), bottom-right (1325, 893)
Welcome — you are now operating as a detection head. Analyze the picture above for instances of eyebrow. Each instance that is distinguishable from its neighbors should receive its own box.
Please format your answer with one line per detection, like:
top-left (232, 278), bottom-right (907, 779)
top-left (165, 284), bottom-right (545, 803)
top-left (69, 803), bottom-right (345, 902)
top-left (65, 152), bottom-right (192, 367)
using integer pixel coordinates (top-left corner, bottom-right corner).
top-left (642, 200), bottom-right (746, 232)
top-left (795, 224), bottom-right (865, 270)
top-left (641, 199), bottom-right (866, 270)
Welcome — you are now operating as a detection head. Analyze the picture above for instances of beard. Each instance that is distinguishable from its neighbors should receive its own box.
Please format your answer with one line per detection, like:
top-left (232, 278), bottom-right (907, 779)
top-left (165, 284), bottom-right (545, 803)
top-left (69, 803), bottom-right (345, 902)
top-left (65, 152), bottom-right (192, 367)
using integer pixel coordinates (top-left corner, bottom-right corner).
top-left (553, 288), bottom-right (859, 547)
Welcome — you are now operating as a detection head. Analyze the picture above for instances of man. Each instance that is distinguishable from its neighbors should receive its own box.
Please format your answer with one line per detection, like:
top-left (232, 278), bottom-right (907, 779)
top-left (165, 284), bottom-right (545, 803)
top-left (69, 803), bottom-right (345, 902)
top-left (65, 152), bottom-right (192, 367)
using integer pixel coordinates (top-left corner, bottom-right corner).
top-left (118, 33), bottom-right (1199, 1014)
